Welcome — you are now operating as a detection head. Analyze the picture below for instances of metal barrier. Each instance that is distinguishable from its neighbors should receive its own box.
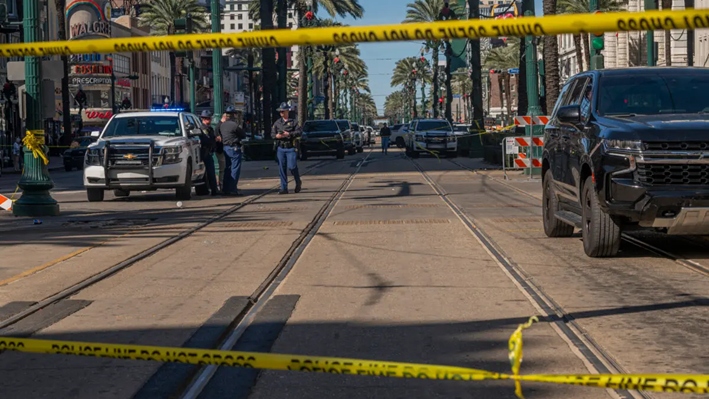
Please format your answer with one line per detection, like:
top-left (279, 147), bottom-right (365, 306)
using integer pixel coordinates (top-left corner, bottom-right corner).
top-left (501, 136), bottom-right (544, 180)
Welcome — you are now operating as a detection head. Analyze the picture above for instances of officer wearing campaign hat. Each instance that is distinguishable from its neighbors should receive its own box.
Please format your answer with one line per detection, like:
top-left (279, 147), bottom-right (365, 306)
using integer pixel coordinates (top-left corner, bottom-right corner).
top-left (271, 102), bottom-right (302, 194)
top-left (198, 110), bottom-right (219, 195)
top-left (219, 105), bottom-right (246, 196)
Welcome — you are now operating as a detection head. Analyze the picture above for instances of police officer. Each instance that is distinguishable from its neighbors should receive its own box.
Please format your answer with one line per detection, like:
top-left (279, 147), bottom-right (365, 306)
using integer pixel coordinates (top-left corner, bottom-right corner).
top-left (199, 110), bottom-right (219, 196)
top-left (220, 106), bottom-right (246, 196)
top-left (272, 102), bottom-right (302, 194)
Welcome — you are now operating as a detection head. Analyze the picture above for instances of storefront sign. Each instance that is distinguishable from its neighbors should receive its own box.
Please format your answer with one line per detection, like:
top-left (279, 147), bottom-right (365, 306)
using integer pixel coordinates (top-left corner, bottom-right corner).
top-left (74, 109), bottom-right (113, 123)
top-left (72, 64), bottom-right (113, 75)
top-left (70, 75), bottom-right (112, 85)
top-left (66, 0), bottom-right (112, 40)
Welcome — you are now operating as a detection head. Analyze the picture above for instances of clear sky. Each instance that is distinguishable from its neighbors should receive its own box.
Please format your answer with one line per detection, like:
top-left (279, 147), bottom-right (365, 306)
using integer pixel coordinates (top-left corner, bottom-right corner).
top-left (335, 0), bottom-right (544, 114)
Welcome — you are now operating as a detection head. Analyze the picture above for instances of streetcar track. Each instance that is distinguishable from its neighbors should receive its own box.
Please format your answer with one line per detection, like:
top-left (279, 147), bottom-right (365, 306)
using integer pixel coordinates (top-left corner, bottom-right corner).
top-left (178, 149), bottom-right (374, 399)
top-left (447, 159), bottom-right (709, 280)
top-left (412, 158), bottom-right (649, 399)
top-left (0, 158), bottom-right (337, 331)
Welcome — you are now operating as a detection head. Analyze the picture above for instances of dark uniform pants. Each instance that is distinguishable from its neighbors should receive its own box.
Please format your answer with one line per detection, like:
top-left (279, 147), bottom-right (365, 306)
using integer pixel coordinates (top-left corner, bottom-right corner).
top-left (277, 146), bottom-right (301, 191)
top-left (203, 152), bottom-right (218, 194)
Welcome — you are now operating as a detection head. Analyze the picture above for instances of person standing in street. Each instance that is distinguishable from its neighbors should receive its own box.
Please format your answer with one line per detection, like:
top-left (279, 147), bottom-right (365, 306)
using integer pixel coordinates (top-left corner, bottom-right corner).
top-left (219, 106), bottom-right (245, 196)
top-left (379, 123), bottom-right (391, 155)
top-left (199, 110), bottom-right (219, 196)
top-left (214, 113), bottom-right (226, 192)
top-left (272, 102), bottom-right (302, 194)
top-left (12, 137), bottom-right (21, 171)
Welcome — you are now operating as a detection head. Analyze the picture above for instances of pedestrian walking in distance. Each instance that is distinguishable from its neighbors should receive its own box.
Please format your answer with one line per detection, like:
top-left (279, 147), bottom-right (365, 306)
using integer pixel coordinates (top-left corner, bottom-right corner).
top-left (379, 123), bottom-right (391, 155)
top-left (219, 106), bottom-right (246, 196)
top-left (272, 102), bottom-right (302, 194)
top-left (199, 110), bottom-right (219, 196)
top-left (214, 113), bottom-right (226, 192)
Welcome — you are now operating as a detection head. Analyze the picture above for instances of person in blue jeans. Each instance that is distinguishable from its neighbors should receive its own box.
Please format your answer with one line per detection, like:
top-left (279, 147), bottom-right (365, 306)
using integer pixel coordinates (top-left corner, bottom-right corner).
top-left (271, 103), bottom-right (302, 194)
top-left (219, 106), bottom-right (245, 196)
top-left (379, 123), bottom-right (391, 155)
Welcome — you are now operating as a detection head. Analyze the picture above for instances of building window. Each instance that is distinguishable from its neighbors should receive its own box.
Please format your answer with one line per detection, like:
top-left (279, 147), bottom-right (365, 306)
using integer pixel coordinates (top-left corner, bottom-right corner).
top-left (231, 23), bottom-right (235, 29)
top-left (221, 24), bottom-right (224, 30)
top-left (249, 23), bottom-right (253, 29)
top-left (288, 12), bottom-right (292, 18)
top-left (230, 4), bottom-right (234, 10)
top-left (238, 13), bottom-right (242, 20)
top-left (238, 23), bottom-right (243, 29)
top-left (288, 22), bottom-right (292, 28)
top-left (238, 3), bottom-right (242, 10)
top-left (230, 14), bottom-right (234, 20)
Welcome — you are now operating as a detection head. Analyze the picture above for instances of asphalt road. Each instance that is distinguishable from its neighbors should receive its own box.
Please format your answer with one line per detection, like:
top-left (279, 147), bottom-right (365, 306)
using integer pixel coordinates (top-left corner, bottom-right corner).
top-left (0, 149), bottom-right (706, 399)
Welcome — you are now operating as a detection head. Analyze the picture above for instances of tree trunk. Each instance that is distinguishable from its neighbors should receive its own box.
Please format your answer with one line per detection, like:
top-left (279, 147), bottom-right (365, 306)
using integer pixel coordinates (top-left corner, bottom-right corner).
top-left (260, 0), bottom-right (276, 138)
top-left (55, 0), bottom-right (72, 144)
top-left (169, 52), bottom-right (176, 105)
top-left (248, 51), bottom-right (255, 123)
top-left (573, 34), bottom-right (584, 72)
top-left (329, 69), bottom-right (336, 118)
top-left (497, 74), bottom-right (505, 123)
top-left (582, 33), bottom-right (591, 71)
top-left (432, 42), bottom-right (440, 118)
top-left (517, 38), bottom-right (528, 117)
top-left (444, 41), bottom-right (453, 122)
top-left (663, 0), bottom-right (672, 65)
top-left (504, 72), bottom-right (512, 119)
top-left (297, 47), bottom-right (307, 122)
top-left (542, 0), bottom-right (560, 114)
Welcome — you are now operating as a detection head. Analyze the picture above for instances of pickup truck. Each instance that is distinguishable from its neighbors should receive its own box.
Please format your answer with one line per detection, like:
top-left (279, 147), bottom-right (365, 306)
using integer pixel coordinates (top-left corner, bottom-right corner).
top-left (83, 111), bottom-right (206, 202)
top-left (542, 67), bottom-right (709, 257)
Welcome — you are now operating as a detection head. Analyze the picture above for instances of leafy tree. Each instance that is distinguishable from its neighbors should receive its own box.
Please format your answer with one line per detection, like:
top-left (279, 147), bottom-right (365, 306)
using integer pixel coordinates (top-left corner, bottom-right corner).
top-left (484, 37), bottom-right (520, 122)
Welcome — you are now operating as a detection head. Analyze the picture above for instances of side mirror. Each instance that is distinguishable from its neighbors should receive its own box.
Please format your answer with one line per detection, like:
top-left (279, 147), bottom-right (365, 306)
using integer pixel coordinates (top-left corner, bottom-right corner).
top-left (557, 105), bottom-right (581, 124)
top-left (185, 123), bottom-right (196, 131)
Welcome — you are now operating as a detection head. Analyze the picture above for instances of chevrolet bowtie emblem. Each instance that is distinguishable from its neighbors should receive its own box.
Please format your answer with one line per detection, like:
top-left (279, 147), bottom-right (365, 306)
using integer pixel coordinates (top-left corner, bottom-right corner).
top-left (123, 154), bottom-right (136, 160)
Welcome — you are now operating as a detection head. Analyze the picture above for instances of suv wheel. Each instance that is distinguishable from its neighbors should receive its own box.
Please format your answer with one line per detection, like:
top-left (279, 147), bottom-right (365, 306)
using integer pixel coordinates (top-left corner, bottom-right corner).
top-left (581, 176), bottom-right (621, 257)
top-left (542, 170), bottom-right (574, 237)
top-left (395, 137), bottom-right (405, 148)
top-left (87, 188), bottom-right (104, 202)
top-left (176, 164), bottom-right (193, 200)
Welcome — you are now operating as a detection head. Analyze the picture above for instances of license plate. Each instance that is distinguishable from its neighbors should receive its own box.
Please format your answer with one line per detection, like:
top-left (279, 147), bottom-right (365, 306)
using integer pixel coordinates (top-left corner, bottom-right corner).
top-left (115, 160), bottom-right (142, 165)
top-left (428, 144), bottom-right (445, 149)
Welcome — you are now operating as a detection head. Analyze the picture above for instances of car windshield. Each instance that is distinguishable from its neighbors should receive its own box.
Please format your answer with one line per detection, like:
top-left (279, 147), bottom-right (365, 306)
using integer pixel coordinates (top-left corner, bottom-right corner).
top-left (303, 121), bottom-right (340, 135)
top-left (76, 137), bottom-right (96, 147)
top-left (102, 116), bottom-right (182, 138)
top-left (597, 72), bottom-right (709, 116)
top-left (335, 120), bottom-right (350, 131)
top-left (417, 121), bottom-right (451, 131)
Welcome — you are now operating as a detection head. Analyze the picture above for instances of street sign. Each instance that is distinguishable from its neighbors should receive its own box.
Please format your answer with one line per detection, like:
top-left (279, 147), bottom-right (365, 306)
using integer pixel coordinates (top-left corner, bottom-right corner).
top-left (507, 68), bottom-right (519, 74)
top-left (505, 137), bottom-right (518, 154)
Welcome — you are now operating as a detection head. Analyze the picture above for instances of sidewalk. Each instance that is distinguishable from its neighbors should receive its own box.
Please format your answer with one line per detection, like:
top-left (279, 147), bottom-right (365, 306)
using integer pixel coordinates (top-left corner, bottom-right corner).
top-left (1, 155), bottom-right (65, 175)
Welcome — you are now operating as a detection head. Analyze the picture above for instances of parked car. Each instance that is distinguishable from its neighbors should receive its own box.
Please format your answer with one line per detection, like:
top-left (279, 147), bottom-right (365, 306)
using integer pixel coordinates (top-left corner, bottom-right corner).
top-left (334, 119), bottom-right (356, 155)
top-left (63, 135), bottom-right (98, 171)
top-left (299, 120), bottom-right (346, 160)
top-left (389, 124), bottom-right (410, 148)
top-left (405, 119), bottom-right (457, 158)
top-left (83, 110), bottom-right (207, 202)
top-left (542, 67), bottom-right (709, 257)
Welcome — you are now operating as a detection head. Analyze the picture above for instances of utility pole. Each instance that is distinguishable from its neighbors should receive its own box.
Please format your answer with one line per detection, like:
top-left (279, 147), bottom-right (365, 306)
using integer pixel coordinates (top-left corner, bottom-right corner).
top-left (467, 0), bottom-right (483, 132)
top-left (211, 0), bottom-right (223, 115)
top-left (13, 0), bottom-right (59, 216)
top-left (524, 9), bottom-right (542, 177)
top-left (644, 0), bottom-right (656, 66)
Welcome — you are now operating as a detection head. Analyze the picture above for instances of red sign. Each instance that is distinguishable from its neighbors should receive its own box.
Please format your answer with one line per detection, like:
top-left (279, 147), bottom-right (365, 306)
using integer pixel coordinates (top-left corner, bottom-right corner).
top-left (72, 64), bottom-right (113, 75)
top-left (82, 109), bottom-right (113, 121)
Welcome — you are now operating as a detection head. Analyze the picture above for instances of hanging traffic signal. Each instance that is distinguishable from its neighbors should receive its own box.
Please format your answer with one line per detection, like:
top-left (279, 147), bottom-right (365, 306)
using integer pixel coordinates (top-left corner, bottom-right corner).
top-left (74, 89), bottom-right (87, 108)
top-left (591, 11), bottom-right (604, 52)
top-left (439, 97), bottom-right (444, 104)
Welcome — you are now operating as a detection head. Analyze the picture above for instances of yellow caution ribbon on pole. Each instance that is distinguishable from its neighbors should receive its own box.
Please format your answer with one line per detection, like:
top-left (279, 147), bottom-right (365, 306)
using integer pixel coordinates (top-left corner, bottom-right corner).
top-left (23, 131), bottom-right (49, 166)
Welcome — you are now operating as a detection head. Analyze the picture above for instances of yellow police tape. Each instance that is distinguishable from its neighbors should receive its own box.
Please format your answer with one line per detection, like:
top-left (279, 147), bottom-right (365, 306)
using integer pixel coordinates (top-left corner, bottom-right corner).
top-left (23, 130), bottom-right (49, 166)
top-left (0, 9), bottom-right (707, 57)
top-left (2, 316), bottom-right (708, 396)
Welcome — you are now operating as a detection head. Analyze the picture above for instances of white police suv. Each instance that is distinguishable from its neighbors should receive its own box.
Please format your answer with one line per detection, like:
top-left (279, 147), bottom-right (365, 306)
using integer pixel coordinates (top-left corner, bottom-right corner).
top-left (405, 119), bottom-right (457, 158)
top-left (83, 109), bottom-right (207, 202)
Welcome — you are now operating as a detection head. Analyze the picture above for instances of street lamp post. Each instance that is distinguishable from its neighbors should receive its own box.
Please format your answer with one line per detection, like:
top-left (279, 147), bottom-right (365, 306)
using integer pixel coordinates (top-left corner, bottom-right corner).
top-left (419, 53), bottom-right (426, 117)
top-left (13, 0), bottom-right (59, 216)
top-left (411, 73), bottom-right (417, 119)
top-left (211, 0), bottom-right (223, 116)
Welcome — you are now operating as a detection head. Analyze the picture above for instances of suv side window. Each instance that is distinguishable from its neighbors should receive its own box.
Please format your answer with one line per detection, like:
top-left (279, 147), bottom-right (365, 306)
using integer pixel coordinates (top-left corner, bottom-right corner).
top-left (550, 80), bottom-right (575, 120)
top-left (566, 77), bottom-right (590, 107)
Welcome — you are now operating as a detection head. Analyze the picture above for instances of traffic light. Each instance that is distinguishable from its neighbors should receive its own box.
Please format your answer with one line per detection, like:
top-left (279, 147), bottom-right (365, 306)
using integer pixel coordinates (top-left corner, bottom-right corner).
top-left (591, 34), bottom-right (604, 52)
top-left (175, 15), bottom-right (193, 57)
top-left (2, 80), bottom-right (16, 101)
top-left (74, 89), bottom-right (87, 109)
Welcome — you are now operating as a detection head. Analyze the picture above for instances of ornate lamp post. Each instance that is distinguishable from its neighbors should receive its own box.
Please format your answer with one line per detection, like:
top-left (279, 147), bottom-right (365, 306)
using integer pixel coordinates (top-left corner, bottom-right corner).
top-left (410, 70), bottom-right (417, 119)
top-left (301, 5), bottom-right (317, 120)
top-left (13, 0), bottom-right (59, 216)
top-left (418, 53), bottom-right (427, 117)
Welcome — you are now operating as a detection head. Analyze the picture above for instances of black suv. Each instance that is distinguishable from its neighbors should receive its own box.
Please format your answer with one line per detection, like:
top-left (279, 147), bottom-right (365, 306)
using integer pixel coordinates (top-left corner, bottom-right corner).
top-left (299, 120), bottom-right (346, 160)
top-left (542, 67), bottom-right (709, 257)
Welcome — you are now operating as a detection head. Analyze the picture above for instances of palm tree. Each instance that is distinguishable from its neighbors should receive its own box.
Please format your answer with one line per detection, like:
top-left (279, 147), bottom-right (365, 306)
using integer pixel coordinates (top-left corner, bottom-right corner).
top-left (403, 0), bottom-right (462, 121)
top-left (227, 47), bottom-right (262, 129)
top-left (557, 0), bottom-right (626, 71)
top-left (452, 67), bottom-right (471, 120)
top-left (384, 90), bottom-right (407, 123)
top-left (250, 0), bottom-right (364, 123)
top-left (484, 38), bottom-right (520, 123)
top-left (138, 0), bottom-right (209, 106)
top-left (312, 40), bottom-right (366, 118)
top-left (391, 57), bottom-right (432, 119)
top-left (542, 0), bottom-right (561, 113)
